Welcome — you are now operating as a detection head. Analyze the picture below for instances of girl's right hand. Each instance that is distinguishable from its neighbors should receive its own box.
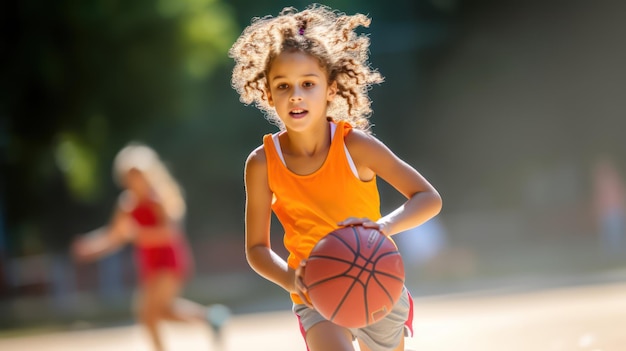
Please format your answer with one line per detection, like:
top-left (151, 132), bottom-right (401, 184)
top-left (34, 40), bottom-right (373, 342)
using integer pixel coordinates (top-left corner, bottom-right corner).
top-left (295, 260), bottom-right (314, 308)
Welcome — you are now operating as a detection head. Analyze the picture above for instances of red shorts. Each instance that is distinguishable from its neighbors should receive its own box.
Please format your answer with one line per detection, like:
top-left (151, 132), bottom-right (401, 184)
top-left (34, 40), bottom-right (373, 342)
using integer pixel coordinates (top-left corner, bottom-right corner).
top-left (135, 236), bottom-right (192, 283)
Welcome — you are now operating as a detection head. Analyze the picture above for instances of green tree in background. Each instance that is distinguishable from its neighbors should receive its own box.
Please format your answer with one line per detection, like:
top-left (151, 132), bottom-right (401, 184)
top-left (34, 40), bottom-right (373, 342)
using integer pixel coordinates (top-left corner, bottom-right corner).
top-left (2, 0), bottom-right (238, 254)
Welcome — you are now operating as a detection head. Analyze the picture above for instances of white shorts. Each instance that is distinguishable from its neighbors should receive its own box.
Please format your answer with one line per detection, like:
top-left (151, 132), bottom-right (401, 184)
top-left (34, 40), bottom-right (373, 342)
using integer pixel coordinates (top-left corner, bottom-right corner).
top-left (293, 287), bottom-right (413, 351)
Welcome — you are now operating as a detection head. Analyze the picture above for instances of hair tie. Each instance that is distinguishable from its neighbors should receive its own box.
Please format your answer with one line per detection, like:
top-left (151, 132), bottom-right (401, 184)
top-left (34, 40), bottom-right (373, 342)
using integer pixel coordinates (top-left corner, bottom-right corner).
top-left (298, 27), bottom-right (305, 35)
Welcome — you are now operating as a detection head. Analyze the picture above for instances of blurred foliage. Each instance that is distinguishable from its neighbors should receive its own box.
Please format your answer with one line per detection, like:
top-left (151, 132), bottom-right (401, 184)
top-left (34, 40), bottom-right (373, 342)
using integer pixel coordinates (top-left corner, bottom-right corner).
top-left (2, 0), bottom-right (241, 253)
top-left (2, 0), bottom-right (454, 256)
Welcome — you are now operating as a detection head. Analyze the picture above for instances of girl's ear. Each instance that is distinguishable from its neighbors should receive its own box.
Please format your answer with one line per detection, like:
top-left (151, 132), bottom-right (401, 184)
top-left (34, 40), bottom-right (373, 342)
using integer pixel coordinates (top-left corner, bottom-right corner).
top-left (265, 89), bottom-right (274, 107)
top-left (327, 80), bottom-right (338, 102)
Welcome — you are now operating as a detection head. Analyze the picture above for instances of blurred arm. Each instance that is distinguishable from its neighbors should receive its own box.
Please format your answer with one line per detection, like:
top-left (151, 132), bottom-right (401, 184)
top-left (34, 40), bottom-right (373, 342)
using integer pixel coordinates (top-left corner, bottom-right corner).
top-left (72, 208), bottom-right (134, 261)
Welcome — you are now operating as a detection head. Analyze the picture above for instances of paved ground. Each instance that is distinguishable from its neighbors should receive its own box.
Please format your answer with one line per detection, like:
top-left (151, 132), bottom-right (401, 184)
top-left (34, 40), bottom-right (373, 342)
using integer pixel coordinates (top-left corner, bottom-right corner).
top-left (1, 282), bottom-right (624, 351)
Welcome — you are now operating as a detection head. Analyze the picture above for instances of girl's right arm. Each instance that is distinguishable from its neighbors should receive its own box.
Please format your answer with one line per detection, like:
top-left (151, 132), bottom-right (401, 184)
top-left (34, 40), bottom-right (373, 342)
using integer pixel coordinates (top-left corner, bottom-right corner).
top-left (72, 207), bottom-right (134, 261)
top-left (244, 147), bottom-right (299, 294)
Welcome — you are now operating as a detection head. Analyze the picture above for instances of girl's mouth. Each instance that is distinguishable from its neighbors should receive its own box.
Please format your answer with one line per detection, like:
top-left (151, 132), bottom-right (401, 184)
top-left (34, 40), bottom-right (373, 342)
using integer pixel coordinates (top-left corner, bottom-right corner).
top-left (289, 109), bottom-right (308, 118)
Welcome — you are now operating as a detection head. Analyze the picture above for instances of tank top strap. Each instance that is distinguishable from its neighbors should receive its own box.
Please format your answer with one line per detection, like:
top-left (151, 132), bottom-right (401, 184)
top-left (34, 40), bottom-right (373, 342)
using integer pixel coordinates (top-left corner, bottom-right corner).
top-left (331, 121), bottom-right (359, 178)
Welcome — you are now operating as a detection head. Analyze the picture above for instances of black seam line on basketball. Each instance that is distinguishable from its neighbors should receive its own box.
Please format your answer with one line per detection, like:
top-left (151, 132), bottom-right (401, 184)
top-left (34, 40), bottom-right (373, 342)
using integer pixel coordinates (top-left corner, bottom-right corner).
top-left (360, 252), bottom-right (404, 297)
top-left (370, 251), bottom-right (404, 304)
top-left (314, 227), bottom-right (389, 323)
top-left (358, 230), bottom-right (392, 323)
top-left (358, 259), bottom-right (404, 318)
top-left (369, 270), bottom-right (404, 282)
top-left (306, 269), bottom-right (403, 289)
top-left (308, 255), bottom-right (376, 274)
top-left (372, 273), bottom-right (401, 304)
top-left (329, 227), bottom-right (362, 322)
top-left (305, 229), bottom-right (362, 288)
top-left (305, 270), bottom-right (361, 289)
top-left (305, 254), bottom-right (369, 289)
top-left (305, 257), bottom-right (381, 289)
top-left (307, 254), bottom-right (355, 266)
top-left (306, 274), bottom-right (368, 290)
top-left (371, 252), bottom-right (405, 284)
top-left (307, 255), bottom-right (367, 287)
top-left (351, 226), bottom-right (384, 325)
top-left (328, 232), bottom-right (358, 256)
top-left (308, 248), bottom-right (399, 278)
top-left (330, 226), bottom-right (379, 323)
top-left (306, 255), bottom-right (403, 289)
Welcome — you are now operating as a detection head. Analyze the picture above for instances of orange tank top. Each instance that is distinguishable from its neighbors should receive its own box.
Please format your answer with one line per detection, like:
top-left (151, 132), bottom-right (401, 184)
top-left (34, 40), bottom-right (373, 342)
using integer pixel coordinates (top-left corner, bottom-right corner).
top-left (263, 121), bottom-right (382, 304)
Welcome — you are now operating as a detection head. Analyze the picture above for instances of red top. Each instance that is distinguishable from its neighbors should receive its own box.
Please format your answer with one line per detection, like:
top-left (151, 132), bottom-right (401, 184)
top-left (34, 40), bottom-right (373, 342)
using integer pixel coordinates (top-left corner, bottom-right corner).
top-left (130, 199), bottom-right (163, 227)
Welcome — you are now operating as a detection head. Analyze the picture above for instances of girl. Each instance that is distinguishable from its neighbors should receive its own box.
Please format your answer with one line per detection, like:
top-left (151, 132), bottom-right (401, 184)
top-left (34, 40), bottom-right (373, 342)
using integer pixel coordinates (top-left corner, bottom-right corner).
top-left (230, 5), bottom-right (442, 351)
top-left (72, 143), bottom-right (216, 351)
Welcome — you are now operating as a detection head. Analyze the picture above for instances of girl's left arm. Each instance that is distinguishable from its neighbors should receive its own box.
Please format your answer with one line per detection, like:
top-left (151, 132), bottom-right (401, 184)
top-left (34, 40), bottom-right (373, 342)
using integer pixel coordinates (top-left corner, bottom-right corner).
top-left (340, 131), bottom-right (442, 236)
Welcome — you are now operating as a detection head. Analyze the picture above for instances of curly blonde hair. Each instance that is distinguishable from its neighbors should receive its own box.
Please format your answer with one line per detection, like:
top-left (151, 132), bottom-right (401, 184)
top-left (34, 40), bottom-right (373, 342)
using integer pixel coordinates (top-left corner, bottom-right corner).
top-left (229, 4), bottom-right (383, 131)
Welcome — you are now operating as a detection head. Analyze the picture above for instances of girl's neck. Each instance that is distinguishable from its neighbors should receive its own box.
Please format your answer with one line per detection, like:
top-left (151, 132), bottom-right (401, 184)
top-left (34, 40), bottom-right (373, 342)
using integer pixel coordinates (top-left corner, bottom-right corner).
top-left (281, 120), bottom-right (332, 157)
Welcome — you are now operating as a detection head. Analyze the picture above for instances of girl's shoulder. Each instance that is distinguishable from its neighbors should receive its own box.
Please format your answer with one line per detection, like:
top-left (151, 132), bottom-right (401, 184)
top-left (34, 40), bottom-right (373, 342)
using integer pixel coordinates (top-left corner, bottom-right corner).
top-left (247, 130), bottom-right (283, 164)
top-left (244, 143), bottom-right (272, 189)
top-left (245, 143), bottom-right (269, 169)
top-left (344, 126), bottom-right (382, 153)
top-left (343, 127), bottom-right (392, 174)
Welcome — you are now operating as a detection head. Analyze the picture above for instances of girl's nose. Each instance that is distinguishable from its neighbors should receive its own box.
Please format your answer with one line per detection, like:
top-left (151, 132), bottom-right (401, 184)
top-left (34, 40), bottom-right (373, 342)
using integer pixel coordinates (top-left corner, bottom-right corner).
top-left (290, 88), bottom-right (303, 102)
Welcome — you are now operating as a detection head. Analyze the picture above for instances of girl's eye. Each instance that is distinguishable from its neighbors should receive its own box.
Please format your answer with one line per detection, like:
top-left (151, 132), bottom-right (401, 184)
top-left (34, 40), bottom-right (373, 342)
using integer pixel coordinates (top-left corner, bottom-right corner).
top-left (303, 82), bottom-right (314, 88)
top-left (277, 83), bottom-right (288, 90)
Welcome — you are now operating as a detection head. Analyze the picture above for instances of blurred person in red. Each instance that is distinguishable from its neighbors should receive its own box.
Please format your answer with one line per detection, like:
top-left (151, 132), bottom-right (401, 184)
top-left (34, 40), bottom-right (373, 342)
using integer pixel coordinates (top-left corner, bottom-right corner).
top-left (72, 143), bottom-right (224, 351)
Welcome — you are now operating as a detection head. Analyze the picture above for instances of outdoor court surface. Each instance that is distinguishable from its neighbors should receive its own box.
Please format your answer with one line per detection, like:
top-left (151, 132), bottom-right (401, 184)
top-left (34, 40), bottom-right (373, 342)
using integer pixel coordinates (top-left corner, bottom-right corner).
top-left (1, 282), bottom-right (624, 351)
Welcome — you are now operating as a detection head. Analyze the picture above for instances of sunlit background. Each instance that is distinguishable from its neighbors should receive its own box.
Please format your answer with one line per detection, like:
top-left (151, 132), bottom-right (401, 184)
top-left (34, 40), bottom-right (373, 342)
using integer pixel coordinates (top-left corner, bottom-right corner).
top-left (2, 0), bottom-right (626, 335)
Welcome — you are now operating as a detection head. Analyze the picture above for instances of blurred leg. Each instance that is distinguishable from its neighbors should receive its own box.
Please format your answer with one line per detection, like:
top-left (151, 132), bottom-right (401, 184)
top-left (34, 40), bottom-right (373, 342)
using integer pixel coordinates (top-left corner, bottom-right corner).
top-left (136, 275), bottom-right (168, 351)
top-left (137, 271), bottom-right (209, 351)
top-left (163, 297), bottom-right (208, 322)
top-left (143, 272), bottom-right (207, 323)
top-left (305, 321), bottom-right (354, 351)
top-left (357, 337), bottom-right (405, 351)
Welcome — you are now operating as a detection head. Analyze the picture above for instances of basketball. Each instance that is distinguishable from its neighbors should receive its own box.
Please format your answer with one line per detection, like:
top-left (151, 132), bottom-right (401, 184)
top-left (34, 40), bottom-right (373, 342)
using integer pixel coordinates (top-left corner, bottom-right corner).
top-left (303, 225), bottom-right (405, 328)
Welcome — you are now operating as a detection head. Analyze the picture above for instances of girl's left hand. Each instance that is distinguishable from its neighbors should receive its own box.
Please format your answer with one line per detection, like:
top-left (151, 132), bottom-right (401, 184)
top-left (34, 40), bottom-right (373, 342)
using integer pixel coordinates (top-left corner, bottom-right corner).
top-left (337, 217), bottom-right (388, 235)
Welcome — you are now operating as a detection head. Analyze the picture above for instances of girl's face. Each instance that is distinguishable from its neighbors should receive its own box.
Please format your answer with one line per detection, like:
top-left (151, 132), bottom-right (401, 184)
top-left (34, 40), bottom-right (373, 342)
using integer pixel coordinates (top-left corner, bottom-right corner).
top-left (123, 168), bottom-right (151, 199)
top-left (266, 50), bottom-right (337, 132)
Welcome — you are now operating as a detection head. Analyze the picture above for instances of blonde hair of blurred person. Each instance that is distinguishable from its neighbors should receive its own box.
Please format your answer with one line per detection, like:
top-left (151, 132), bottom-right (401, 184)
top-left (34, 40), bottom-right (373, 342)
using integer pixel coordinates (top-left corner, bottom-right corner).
top-left (73, 143), bottom-right (214, 351)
